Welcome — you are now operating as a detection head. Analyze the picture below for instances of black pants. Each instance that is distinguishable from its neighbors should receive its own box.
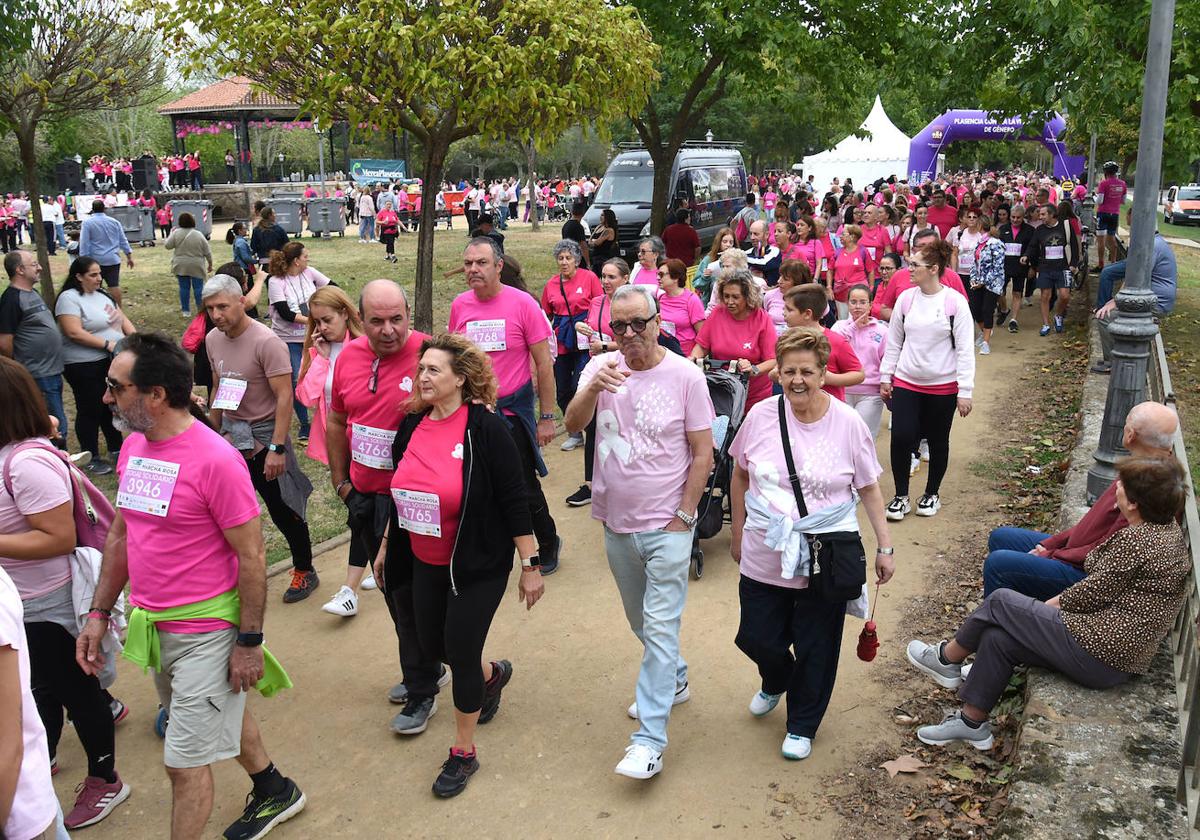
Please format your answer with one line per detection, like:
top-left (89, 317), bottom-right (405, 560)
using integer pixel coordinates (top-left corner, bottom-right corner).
top-left (552, 349), bottom-right (587, 416)
top-left (63, 358), bottom-right (123, 459)
top-left (27, 621), bottom-right (116, 779)
top-left (968, 286), bottom-right (999, 329)
top-left (889, 386), bottom-right (957, 497)
top-left (412, 563), bottom-right (507, 714)
top-left (465, 209), bottom-right (479, 233)
top-left (0, 226), bottom-right (15, 252)
top-left (43, 221), bottom-right (57, 255)
top-left (246, 448), bottom-right (313, 571)
top-left (583, 414), bottom-right (597, 483)
top-left (734, 576), bottom-right (846, 738)
top-left (380, 231), bottom-right (396, 255)
top-left (503, 414), bottom-right (557, 555)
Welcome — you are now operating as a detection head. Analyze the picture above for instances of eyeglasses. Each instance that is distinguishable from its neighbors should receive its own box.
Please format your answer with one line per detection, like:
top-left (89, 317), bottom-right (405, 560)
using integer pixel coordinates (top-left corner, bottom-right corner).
top-left (105, 376), bottom-right (133, 395)
top-left (368, 356), bottom-right (380, 394)
top-left (909, 262), bottom-right (932, 270)
top-left (609, 318), bottom-right (653, 335)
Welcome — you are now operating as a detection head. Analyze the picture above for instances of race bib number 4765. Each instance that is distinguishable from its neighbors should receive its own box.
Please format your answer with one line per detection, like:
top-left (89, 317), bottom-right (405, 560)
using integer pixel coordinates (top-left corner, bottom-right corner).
top-left (391, 488), bottom-right (442, 537)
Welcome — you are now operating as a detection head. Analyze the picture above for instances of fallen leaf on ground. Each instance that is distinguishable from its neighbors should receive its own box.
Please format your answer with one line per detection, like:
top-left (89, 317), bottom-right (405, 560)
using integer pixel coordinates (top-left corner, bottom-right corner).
top-left (946, 765), bottom-right (976, 781)
top-left (880, 754), bottom-right (928, 778)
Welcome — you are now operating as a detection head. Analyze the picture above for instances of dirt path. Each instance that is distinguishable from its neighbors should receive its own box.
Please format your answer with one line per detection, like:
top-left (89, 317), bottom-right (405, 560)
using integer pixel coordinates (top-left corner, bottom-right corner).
top-left (52, 313), bottom-right (1056, 838)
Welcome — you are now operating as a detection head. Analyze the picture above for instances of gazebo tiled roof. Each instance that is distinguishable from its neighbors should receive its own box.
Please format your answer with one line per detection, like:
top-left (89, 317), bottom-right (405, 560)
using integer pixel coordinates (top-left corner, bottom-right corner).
top-left (158, 77), bottom-right (299, 117)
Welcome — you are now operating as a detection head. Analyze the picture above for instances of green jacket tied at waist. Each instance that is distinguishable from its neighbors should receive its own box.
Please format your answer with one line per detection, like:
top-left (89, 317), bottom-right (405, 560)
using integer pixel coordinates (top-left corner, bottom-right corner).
top-left (122, 589), bottom-right (292, 697)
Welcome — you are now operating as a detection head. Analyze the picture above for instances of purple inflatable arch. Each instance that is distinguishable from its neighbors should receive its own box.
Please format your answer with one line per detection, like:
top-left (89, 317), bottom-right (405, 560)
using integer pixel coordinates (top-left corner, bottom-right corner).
top-left (907, 110), bottom-right (1086, 184)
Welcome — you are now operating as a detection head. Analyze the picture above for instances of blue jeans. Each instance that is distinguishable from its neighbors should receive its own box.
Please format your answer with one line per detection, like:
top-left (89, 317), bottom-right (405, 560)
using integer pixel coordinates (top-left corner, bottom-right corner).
top-left (358, 215), bottom-right (375, 240)
top-left (605, 526), bottom-right (692, 752)
top-left (177, 275), bottom-right (204, 313)
top-left (982, 527), bottom-right (1087, 600)
top-left (54, 223), bottom-right (67, 249)
top-left (1096, 261), bottom-right (1125, 308)
top-left (286, 342), bottom-right (310, 435)
top-left (34, 374), bottom-right (68, 448)
top-left (496, 204), bottom-right (509, 229)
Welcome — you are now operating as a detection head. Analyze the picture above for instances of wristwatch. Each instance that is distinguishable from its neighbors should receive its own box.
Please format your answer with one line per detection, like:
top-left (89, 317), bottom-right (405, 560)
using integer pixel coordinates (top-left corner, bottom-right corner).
top-left (749, 364), bottom-right (761, 376)
top-left (876, 547), bottom-right (895, 555)
top-left (236, 632), bottom-right (264, 647)
top-left (267, 443), bottom-right (286, 454)
top-left (539, 413), bottom-right (556, 421)
top-left (674, 508), bottom-right (698, 528)
top-left (521, 554), bottom-right (541, 570)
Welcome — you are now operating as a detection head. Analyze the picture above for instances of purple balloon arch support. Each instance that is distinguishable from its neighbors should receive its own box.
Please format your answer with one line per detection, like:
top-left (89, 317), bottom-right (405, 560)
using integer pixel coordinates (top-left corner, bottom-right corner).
top-left (907, 110), bottom-right (1087, 184)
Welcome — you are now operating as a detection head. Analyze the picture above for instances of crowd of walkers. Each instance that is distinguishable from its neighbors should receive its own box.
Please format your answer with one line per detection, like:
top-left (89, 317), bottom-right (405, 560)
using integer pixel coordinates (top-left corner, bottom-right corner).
top-left (0, 160), bottom-right (1190, 840)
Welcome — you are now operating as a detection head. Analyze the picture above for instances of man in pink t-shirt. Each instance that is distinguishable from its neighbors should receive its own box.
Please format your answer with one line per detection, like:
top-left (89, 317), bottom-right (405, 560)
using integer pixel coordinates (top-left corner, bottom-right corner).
top-left (79, 333), bottom-right (307, 840)
top-left (326, 280), bottom-right (443, 719)
top-left (1094, 162), bottom-right (1127, 269)
top-left (925, 191), bottom-right (959, 238)
top-left (449, 238), bottom-right (562, 572)
top-left (565, 284), bottom-right (715, 781)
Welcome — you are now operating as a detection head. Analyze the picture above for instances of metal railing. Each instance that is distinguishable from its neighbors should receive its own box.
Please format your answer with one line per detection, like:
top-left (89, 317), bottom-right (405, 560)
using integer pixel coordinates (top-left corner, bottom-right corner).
top-left (1155, 332), bottom-right (1200, 835)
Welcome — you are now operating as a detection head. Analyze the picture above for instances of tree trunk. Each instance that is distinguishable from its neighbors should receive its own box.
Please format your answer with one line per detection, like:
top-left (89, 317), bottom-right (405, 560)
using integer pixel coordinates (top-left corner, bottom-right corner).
top-left (413, 137), bottom-right (449, 335)
top-left (648, 144), bottom-right (675, 236)
top-left (16, 126), bottom-right (54, 303)
top-left (526, 142), bottom-right (540, 232)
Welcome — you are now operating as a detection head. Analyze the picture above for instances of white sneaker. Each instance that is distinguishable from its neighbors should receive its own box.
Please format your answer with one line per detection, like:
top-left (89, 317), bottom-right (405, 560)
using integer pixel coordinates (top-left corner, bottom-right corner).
top-left (975, 333), bottom-right (984, 348)
top-left (321, 585), bottom-right (359, 616)
top-left (919, 440), bottom-right (930, 462)
top-left (560, 432), bottom-right (583, 452)
top-left (910, 455), bottom-right (920, 476)
top-left (961, 663), bottom-right (973, 679)
top-left (886, 496), bottom-right (911, 521)
top-left (979, 341), bottom-right (991, 355)
top-left (627, 682), bottom-right (690, 719)
top-left (615, 743), bottom-right (663, 779)
top-left (1022, 296), bottom-right (1034, 308)
top-left (916, 494), bottom-right (942, 517)
top-left (782, 734), bottom-right (812, 760)
top-left (749, 689), bottom-right (783, 717)
top-left (360, 573), bottom-right (378, 591)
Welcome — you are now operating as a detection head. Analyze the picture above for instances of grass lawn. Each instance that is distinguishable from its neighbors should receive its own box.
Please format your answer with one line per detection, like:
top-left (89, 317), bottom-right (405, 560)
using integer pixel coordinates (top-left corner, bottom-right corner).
top-left (1157, 243), bottom-right (1200, 486)
top-left (35, 218), bottom-right (566, 563)
top-left (1160, 219), bottom-right (1200, 243)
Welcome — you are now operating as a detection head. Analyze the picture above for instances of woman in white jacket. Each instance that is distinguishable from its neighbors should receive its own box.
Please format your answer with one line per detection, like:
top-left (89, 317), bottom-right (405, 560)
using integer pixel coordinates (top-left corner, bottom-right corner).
top-left (879, 239), bottom-right (975, 521)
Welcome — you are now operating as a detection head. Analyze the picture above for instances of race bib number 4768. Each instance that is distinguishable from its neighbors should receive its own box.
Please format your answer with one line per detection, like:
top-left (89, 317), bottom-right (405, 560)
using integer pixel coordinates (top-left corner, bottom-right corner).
top-left (465, 319), bottom-right (507, 352)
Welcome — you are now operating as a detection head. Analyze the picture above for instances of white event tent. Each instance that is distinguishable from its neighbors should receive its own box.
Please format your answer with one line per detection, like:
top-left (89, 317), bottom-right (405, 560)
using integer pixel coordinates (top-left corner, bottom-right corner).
top-left (800, 96), bottom-right (912, 191)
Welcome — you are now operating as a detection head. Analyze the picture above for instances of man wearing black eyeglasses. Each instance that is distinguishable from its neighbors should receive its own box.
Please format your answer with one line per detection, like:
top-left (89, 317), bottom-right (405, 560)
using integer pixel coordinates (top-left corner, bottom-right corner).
top-left (202, 274), bottom-right (317, 605)
top-left (324, 279), bottom-right (445, 734)
top-left (449, 238), bottom-right (563, 574)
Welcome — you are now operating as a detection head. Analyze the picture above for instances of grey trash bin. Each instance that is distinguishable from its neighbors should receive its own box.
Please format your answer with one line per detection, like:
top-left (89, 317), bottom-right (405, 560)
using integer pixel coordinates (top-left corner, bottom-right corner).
top-left (108, 206), bottom-right (156, 246)
top-left (306, 198), bottom-right (345, 237)
top-left (167, 200), bottom-right (214, 238)
top-left (266, 198), bottom-right (305, 237)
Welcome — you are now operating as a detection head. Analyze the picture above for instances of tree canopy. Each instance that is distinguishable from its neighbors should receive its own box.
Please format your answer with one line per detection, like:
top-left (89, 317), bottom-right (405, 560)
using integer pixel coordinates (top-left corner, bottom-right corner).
top-left (157, 0), bottom-right (660, 332)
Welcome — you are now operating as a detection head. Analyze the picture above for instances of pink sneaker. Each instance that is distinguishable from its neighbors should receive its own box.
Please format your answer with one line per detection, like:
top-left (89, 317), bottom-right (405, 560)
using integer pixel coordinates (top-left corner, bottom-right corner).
top-left (65, 774), bottom-right (131, 829)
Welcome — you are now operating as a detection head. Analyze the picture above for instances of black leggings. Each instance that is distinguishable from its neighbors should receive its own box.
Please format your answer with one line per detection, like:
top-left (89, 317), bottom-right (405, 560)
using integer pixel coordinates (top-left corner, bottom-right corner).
top-left (968, 286), bottom-right (1000, 329)
top-left (583, 414), bottom-right (597, 483)
top-left (246, 448), bottom-right (313, 572)
top-left (63, 358), bottom-right (123, 459)
top-left (27, 621), bottom-right (116, 779)
top-left (504, 414), bottom-right (557, 555)
top-left (889, 386), bottom-right (957, 498)
top-left (380, 231), bottom-right (396, 255)
top-left (411, 563), bottom-right (507, 714)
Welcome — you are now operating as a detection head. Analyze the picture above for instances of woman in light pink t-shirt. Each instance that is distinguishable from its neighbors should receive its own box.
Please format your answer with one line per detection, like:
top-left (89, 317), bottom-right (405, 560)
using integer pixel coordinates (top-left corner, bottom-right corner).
top-left (729, 326), bottom-right (894, 760)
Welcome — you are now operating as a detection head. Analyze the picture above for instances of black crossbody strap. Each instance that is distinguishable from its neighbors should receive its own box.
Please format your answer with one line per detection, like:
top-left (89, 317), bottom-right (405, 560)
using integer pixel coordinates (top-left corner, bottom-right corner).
top-left (777, 395), bottom-right (808, 518)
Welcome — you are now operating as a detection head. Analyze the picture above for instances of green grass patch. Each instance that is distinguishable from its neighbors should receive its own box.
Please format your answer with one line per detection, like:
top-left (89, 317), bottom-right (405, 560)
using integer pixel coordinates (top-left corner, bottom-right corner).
top-left (1159, 241), bottom-right (1200, 489)
top-left (41, 220), bottom-right (565, 563)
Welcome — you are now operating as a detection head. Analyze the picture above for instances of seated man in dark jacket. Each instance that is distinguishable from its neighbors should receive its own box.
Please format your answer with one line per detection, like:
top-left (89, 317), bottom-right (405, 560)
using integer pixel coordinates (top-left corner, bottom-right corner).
top-left (983, 401), bottom-right (1177, 600)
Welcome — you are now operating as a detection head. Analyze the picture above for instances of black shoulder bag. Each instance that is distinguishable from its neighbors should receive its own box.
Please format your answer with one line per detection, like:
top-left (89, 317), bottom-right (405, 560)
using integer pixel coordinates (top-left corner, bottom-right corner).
top-left (777, 396), bottom-right (867, 602)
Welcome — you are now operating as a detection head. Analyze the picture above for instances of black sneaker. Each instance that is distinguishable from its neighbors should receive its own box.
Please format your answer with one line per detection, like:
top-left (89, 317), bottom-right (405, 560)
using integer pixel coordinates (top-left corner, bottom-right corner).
top-left (282, 570), bottom-right (319, 604)
top-left (86, 459), bottom-right (114, 476)
top-left (432, 749), bottom-right (479, 798)
top-left (1008, 319), bottom-right (1019, 334)
top-left (539, 536), bottom-right (562, 575)
top-left (223, 777), bottom-right (306, 840)
top-left (996, 309), bottom-right (1011, 325)
top-left (391, 696), bottom-right (437, 735)
top-left (479, 659), bottom-right (513, 724)
top-left (565, 484), bottom-right (592, 507)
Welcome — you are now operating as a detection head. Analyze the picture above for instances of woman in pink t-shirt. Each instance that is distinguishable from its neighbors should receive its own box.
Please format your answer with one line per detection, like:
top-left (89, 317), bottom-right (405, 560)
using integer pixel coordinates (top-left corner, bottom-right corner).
top-left (380, 333), bottom-right (543, 797)
top-left (656, 259), bottom-right (705, 355)
top-left (566, 258), bottom-right (630, 507)
top-left (541, 239), bottom-right (603, 452)
top-left (0, 358), bottom-right (130, 828)
top-left (831, 225), bottom-right (875, 316)
top-left (691, 268), bottom-right (778, 410)
top-left (729, 326), bottom-right (894, 760)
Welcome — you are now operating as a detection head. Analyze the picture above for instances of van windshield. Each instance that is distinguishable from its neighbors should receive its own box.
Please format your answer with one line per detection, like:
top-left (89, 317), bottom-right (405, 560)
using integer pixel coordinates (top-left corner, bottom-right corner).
top-left (1179, 187), bottom-right (1200, 201)
top-left (594, 169), bottom-right (654, 206)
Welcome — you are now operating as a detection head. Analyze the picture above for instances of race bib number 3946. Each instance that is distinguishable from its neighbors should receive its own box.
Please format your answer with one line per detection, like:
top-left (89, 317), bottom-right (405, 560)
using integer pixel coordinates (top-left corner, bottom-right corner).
top-left (117, 457), bottom-right (181, 517)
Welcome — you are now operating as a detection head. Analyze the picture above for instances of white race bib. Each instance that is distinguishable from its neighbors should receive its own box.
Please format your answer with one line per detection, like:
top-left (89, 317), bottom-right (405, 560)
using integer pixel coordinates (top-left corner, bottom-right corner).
top-left (865, 246), bottom-right (877, 260)
top-left (1004, 242), bottom-right (1023, 257)
top-left (351, 423), bottom-right (396, 470)
top-left (1045, 245), bottom-right (1065, 260)
top-left (577, 330), bottom-right (609, 351)
top-left (958, 252), bottom-right (975, 270)
top-left (661, 319), bottom-right (677, 337)
top-left (465, 319), bottom-right (506, 352)
top-left (391, 488), bottom-right (442, 537)
top-left (212, 377), bottom-right (247, 411)
top-left (117, 457), bottom-right (181, 517)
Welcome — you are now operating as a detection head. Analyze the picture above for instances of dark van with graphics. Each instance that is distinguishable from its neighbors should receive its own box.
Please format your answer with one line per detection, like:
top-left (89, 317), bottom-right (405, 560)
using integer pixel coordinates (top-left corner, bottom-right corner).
top-left (584, 143), bottom-right (747, 261)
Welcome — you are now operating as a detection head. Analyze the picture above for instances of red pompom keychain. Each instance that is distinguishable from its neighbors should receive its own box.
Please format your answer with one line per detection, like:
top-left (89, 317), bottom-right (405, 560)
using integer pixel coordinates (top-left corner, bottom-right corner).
top-left (857, 585), bottom-right (880, 662)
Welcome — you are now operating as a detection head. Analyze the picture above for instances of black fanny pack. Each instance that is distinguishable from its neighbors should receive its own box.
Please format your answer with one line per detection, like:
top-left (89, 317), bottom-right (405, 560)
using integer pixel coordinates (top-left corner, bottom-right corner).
top-left (778, 396), bottom-right (867, 602)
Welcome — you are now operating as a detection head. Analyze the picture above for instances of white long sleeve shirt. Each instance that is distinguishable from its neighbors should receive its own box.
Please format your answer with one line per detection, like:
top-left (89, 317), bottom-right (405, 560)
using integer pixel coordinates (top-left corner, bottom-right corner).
top-left (879, 286), bottom-right (975, 398)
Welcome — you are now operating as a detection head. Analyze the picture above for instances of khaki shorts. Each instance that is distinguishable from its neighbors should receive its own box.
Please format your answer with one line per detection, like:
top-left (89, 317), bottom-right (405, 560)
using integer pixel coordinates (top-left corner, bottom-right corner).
top-left (153, 628), bottom-right (247, 769)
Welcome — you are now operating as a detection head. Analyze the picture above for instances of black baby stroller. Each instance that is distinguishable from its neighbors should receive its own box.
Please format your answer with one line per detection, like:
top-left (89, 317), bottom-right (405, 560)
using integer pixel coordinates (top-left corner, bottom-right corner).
top-left (691, 360), bottom-right (750, 580)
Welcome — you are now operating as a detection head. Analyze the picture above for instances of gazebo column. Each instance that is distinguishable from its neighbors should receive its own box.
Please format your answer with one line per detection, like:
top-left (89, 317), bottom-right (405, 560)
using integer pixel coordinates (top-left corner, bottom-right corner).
top-left (240, 115), bottom-right (251, 182)
top-left (172, 117), bottom-right (181, 155)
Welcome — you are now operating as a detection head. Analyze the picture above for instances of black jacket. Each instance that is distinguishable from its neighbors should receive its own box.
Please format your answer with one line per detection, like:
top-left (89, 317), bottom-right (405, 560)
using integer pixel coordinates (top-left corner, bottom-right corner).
top-left (385, 403), bottom-right (531, 590)
top-left (250, 224), bottom-right (289, 261)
